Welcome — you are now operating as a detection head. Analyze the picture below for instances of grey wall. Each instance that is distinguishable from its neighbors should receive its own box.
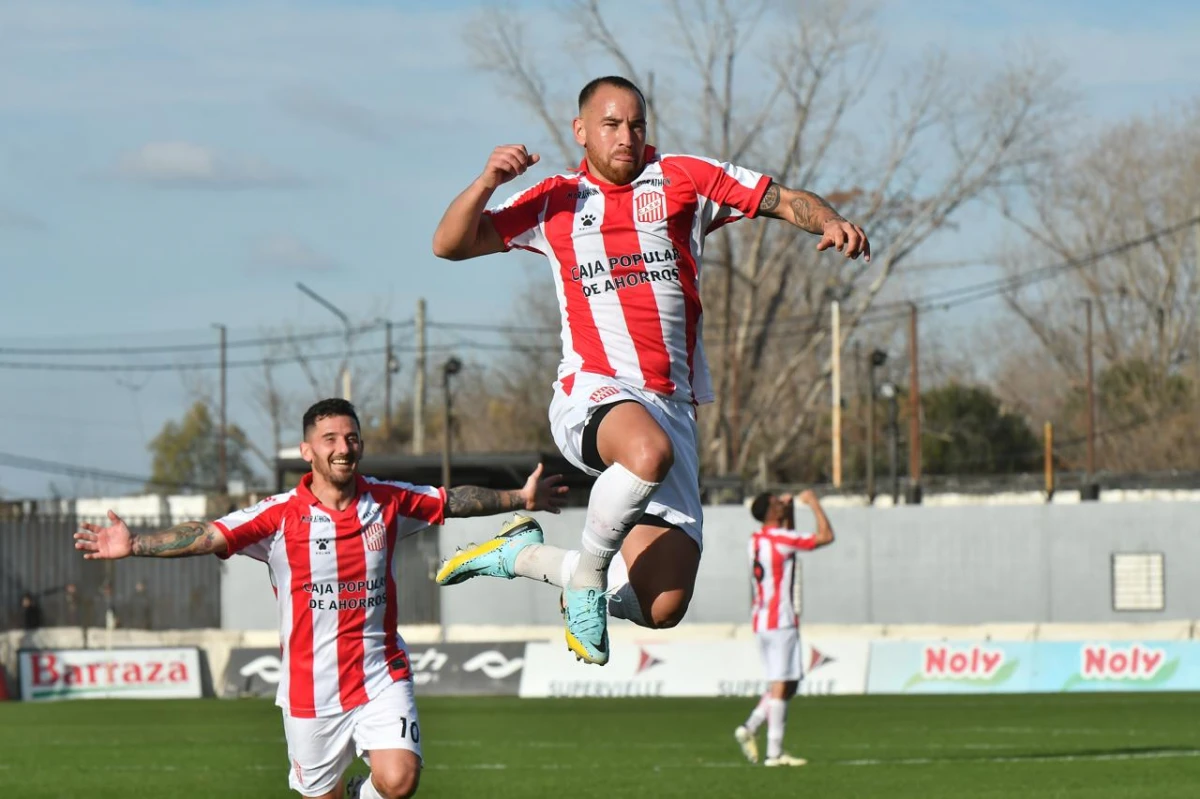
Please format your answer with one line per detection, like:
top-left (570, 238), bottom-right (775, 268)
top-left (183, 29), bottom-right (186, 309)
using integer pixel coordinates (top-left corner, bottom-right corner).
top-left (435, 501), bottom-right (1200, 626)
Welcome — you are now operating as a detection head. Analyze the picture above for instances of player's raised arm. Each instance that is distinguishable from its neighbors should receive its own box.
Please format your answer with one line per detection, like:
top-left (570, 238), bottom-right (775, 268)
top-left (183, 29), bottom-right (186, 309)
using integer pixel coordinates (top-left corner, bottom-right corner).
top-left (444, 463), bottom-right (568, 518)
top-left (74, 510), bottom-right (228, 559)
top-left (757, 181), bottom-right (870, 262)
top-left (432, 144), bottom-right (541, 261)
top-left (797, 490), bottom-right (835, 547)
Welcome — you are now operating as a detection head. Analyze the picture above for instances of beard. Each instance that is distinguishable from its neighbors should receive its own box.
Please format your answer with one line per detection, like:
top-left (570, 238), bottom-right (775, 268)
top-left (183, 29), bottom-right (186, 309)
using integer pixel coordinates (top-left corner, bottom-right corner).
top-left (315, 457), bottom-right (357, 487)
top-left (588, 145), bottom-right (643, 185)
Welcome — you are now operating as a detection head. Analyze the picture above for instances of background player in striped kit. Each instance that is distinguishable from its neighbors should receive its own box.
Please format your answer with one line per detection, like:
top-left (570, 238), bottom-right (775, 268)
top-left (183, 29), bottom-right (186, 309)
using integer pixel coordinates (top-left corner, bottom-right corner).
top-left (735, 490), bottom-right (834, 766)
top-left (74, 398), bottom-right (568, 799)
top-left (432, 75), bottom-right (868, 666)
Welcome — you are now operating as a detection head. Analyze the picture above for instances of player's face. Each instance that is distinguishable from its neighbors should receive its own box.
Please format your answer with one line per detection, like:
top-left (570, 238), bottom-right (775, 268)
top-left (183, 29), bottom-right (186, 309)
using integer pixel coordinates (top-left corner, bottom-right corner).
top-left (574, 86), bottom-right (648, 185)
top-left (301, 414), bottom-right (362, 489)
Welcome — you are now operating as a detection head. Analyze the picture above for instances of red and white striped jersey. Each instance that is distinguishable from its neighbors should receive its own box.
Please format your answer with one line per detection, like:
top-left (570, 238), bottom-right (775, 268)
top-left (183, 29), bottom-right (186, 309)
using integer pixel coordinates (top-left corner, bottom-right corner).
top-left (214, 473), bottom-right (445, 718)
top-left (486, 147), bottom-right (771, 404)
top-left (749, 525), bottom-right (818, 632)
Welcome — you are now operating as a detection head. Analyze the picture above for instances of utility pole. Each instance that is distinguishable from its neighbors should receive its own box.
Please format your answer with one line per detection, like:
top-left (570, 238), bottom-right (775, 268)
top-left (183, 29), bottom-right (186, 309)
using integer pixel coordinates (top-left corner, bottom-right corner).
top-left (831, 301), bottom-right (842, 489)
top-left (907, 304), bottom-right (922, 504)
top-left (384, 320), bottom-right (399, 441)
top-left (414, 298), bottom-right (427, 454)
top-left (214, 323), bottom-right (227, 494)
top-left (867, 349), bottom-right (888, 503)
top-left (441, 357), bottom-right (462, 488)
top-left (1085, 297), bottom-right (1096, 480)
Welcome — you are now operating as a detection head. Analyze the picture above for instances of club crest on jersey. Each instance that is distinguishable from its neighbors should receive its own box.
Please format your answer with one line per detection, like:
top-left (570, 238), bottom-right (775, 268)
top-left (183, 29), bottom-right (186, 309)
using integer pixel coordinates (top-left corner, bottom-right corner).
top-left (635, 190), bottom-right (666, 224)
top-left (362, 521), bottom-right (387, 552)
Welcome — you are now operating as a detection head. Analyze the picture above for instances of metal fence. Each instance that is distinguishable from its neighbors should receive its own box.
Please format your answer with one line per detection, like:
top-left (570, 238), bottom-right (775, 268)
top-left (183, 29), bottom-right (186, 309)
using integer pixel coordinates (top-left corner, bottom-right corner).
top-left (0, 516), bottom-right (221, 632)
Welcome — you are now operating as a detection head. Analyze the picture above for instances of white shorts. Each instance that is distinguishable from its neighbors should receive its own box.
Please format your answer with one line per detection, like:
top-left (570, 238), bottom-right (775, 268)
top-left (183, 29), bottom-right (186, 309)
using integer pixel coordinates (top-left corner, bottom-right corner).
top-left (283, 678), bottom-right (422, 797)
top-left (549, 372), bottom-right (704, 548)
top-left (757, 627), bottom-right (802, 682)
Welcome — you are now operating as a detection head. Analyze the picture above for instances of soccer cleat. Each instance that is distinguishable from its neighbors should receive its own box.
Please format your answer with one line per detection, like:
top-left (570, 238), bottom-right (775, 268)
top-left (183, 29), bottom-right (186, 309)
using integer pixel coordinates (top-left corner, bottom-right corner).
top-left (764, 753), bottom-right (808, 767)
top-left (346, 774), bottom-right (367, 798)
top-left (563, 585), bottom-right (609, 665)
top-left (734, 725), bottom-right (759, 764)
top-left (435, 515), bottom-right (544, 586)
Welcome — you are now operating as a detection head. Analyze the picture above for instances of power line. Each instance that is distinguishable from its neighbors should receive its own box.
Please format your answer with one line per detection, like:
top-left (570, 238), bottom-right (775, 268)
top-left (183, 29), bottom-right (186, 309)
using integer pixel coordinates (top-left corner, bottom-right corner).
top-left (0, 319), bottom-right (413, 357)
top-left (0, 451), bottom-right (220, 492)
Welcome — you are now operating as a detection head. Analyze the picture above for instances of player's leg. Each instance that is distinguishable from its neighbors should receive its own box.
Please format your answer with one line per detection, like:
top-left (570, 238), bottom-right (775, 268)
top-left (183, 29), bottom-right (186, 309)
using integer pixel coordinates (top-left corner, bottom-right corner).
top-left (350, 679), bottom-right (423, 799)
top-left (605, 519), bottom-right (699, 628)
top-left (735, 633), bottom-right (775, 763)
top-left (283, 711), bottom-right (356, 799)
top-left (762, 628), bottom-right (806, 767)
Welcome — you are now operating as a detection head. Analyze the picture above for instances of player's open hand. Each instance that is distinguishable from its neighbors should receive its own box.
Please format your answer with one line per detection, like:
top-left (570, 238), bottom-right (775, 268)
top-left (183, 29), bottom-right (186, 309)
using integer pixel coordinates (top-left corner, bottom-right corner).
top-left (817, 219), bottom-right (870, 262)
top-left (480, 145), bottom-right (540, 191)
top-left (521, 463), bottom-right (569, 514)
top-left (74, 510), bottom-right (134, 560)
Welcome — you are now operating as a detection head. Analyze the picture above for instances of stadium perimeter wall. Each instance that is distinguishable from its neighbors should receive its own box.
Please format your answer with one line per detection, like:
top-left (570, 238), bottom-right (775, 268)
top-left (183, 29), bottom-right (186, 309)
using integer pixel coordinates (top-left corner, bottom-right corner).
top-left (217, 500), bottom-right (1200, 630)
top-left (434, 500), bottom-right (1200, 627)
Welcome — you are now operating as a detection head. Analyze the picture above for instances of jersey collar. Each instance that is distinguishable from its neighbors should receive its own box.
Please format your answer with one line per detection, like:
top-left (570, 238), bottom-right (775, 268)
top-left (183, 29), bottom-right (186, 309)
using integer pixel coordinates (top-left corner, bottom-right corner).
top-left (297, 471), bottom-right (368, 515)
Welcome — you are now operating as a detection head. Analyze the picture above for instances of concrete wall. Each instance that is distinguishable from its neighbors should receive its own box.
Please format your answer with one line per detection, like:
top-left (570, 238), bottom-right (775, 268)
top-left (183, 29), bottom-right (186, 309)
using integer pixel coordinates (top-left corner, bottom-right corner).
top-left (434, 501), bottom-right (1200, 626)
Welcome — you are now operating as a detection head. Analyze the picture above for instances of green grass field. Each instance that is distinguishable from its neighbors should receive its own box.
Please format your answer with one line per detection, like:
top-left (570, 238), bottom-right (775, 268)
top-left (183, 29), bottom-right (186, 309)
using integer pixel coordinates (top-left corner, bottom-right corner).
top-left (2, 693), bottom-right (1199, 798)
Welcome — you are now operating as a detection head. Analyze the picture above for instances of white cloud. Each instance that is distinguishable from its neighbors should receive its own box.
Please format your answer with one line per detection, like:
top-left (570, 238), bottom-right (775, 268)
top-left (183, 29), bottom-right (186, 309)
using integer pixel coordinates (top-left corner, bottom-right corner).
top-left (0, 206), bottom-right (45, 231)
top-left (250, 234), bottom-right (337, 272)
top-left (276, 85), bottom-right (393, 144)
top-left (112, 141), bottom-right (305, 189)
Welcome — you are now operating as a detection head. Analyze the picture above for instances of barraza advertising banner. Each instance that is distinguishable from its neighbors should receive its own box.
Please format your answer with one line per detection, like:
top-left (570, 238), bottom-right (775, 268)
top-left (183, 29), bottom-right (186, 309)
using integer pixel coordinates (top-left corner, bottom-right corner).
top-left (519, 638), bottom-right (869, 698)
top-left (221, 643), bottom-right (526, 699)
top-left (19, 647), bottom-right (203, 701)
top-left (867, 641), bottom-right (1035, 694)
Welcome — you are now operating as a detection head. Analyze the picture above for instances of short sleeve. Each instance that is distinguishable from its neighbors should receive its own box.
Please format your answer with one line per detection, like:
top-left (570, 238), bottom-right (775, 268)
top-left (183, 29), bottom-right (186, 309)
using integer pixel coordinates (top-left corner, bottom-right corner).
top-left (364, 478), bottom-right (447, 538)
top-left (212, 495), bottom-right (287, 561)
top-left (665, 155), bottom-right (772, 234)
top-left (484, 179), bottom-right (556, 254)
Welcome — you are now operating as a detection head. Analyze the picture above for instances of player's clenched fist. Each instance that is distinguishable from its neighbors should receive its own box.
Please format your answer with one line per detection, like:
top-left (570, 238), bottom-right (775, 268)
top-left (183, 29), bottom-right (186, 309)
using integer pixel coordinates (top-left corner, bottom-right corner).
top-left (479, 145), bottom-right (540, 190)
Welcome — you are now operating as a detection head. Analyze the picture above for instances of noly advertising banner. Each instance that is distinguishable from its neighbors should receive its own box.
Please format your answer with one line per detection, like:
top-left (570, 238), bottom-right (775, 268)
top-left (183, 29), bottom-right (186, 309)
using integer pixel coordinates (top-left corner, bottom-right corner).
top-left (867, 640), bottom-right (1200, 694)
top-left (867, 642), bottom-right (1035, 694)
top-left (519, 638), bottom-right (869, 698)
top-left (19, 647), bottom-right (203, 701)
top-left (1035, 642), bottom-right (1200, 693)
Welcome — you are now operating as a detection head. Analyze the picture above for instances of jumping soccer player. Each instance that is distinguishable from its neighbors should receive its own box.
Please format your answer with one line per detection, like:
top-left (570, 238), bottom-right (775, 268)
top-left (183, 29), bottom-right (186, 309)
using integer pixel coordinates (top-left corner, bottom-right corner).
top-left (432, 75), bottom-right (867, 665)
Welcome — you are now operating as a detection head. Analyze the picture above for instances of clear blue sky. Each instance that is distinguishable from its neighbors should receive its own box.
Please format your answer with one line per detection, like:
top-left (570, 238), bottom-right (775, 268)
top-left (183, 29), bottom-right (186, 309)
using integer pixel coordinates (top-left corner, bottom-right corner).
top-left (2, 0), bottom-right (1198, 498)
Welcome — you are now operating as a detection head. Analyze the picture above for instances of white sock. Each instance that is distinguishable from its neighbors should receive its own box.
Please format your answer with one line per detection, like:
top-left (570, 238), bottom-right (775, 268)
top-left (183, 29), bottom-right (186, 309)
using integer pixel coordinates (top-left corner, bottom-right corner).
top-left (514, 544), bottom-right (570, 585)
top-left (766, 698), bottom-right (788, 759)
top-left (570, 463), bottom-right (659, 590)
top-left (744, 693), bottom-right (770, 734)
top-left (357, 776), bottom-right (385, 799)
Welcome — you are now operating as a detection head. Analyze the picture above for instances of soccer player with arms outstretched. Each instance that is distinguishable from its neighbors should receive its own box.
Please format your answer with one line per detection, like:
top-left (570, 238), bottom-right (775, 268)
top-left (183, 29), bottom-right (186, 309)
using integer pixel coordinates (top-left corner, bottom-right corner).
top-left (735, 490), bottom-right (834, 766)
top-left (432, 75), bottom-right (868, 665)
top-left (74, 398), bottom-right (567, 799)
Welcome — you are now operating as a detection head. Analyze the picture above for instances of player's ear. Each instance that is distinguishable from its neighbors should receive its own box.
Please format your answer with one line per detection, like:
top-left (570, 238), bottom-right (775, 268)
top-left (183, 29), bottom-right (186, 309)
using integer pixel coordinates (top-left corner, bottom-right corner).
top-left (299, 440), bottom-right (314, 465)
top-left (572, 116), bottom-right (586, 147)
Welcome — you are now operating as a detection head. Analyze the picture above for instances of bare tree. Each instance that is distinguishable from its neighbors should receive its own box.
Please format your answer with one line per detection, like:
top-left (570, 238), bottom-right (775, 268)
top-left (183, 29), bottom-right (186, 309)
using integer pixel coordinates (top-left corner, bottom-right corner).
top-left (995, 102), bottom-right (1200, 472)
top-left (466, 0), bottom-right (1070, 480)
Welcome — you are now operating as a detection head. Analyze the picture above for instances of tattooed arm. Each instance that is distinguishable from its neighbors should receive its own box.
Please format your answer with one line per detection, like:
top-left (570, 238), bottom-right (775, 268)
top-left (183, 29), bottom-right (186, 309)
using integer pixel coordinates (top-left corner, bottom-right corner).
top-left (131, 522), bottom-right (229, 557)
top-left (75, 512), bottom-right (228, 560)
top-left (757, 181), bottom-right (871, 260)
top-left (445, 486), bottom-right (528, 518)
top-left (444, 463), bottom-right (570, 518)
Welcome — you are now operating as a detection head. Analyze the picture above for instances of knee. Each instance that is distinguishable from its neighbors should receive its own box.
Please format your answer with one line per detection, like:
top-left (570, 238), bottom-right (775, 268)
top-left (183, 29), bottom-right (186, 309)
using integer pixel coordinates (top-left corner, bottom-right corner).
top-left (373, 768), bottom-right (421, 799)
top-left (623, 436), bottom-right (674, 483)
top-left (645, 594), bottom-right (690, 629)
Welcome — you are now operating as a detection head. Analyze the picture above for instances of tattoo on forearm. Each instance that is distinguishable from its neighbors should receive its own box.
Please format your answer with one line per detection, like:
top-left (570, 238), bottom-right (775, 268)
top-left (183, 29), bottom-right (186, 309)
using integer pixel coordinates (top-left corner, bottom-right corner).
top-left (790, 191), bottom-right (845, 234)
top-left (758, 183), bottom-right (781, 214)
top-left (445, 486), bottom-right (523, 518)
top-left (131, 522), bottom-right (219, 558)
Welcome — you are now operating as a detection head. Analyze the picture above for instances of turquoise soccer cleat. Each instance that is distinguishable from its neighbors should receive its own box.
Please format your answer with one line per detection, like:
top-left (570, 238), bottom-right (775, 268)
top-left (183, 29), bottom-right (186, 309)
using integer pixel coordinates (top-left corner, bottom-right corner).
top-left (435, 515), bottom-right (544, 586)
top-left (563, 585), bottom-right (610, 665)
